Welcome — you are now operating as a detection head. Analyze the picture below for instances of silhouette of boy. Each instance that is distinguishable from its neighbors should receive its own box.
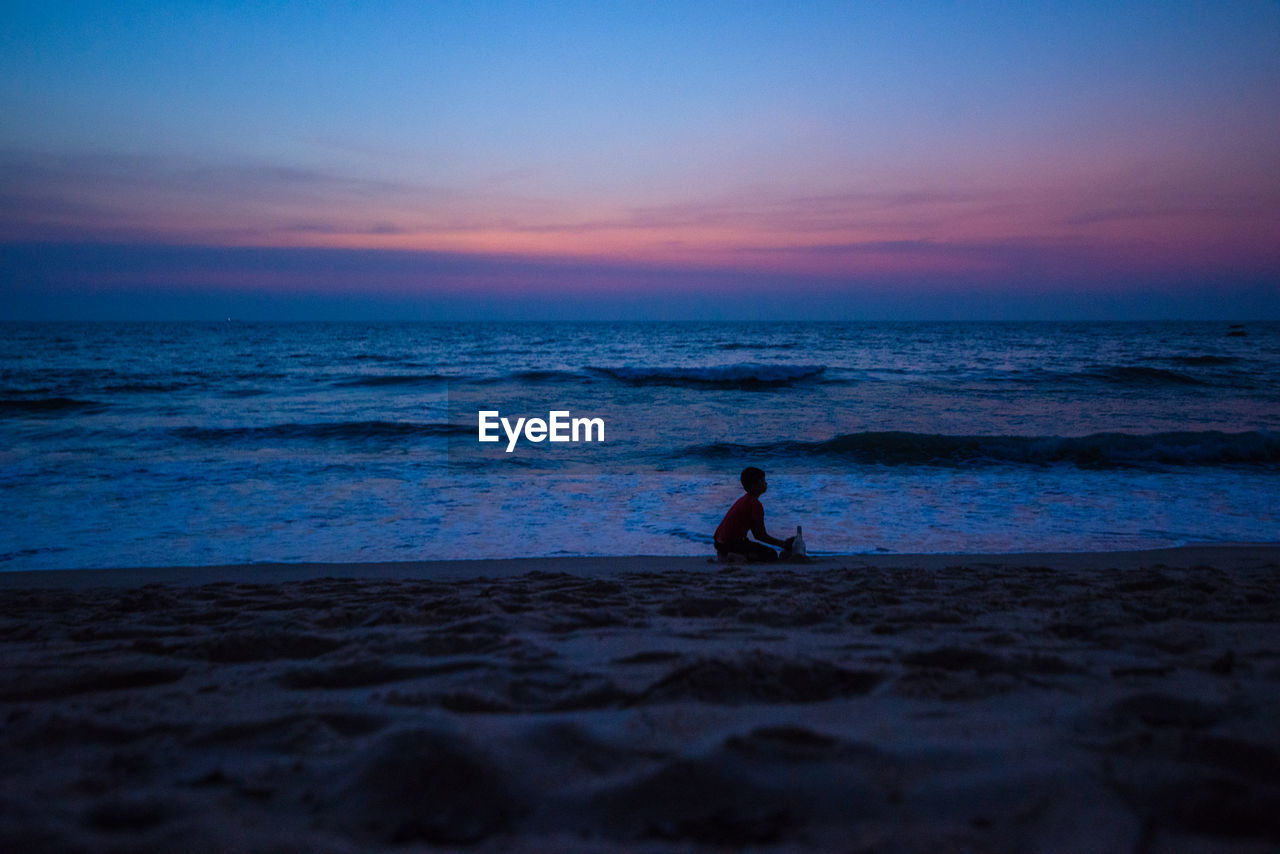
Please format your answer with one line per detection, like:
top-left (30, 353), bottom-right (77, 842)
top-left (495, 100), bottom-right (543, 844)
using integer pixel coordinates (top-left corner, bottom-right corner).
top-left (714, 466), bottom-right (795, 562)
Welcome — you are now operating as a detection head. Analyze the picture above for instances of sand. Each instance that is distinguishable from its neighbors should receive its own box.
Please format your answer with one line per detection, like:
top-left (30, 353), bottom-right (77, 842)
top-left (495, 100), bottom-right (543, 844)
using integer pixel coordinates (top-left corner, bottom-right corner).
top-left (1, 545), bottom-right (1278, 852)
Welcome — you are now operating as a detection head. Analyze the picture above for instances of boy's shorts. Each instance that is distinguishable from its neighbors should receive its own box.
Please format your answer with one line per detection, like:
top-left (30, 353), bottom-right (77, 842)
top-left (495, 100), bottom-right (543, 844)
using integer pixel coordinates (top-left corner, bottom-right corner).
top-left (714, 539), bottom-right (779, 562)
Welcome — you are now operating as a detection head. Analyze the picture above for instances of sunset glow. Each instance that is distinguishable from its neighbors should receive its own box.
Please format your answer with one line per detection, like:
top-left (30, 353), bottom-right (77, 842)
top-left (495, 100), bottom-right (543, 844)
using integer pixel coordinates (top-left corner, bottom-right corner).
top-left (2, 2), bottom-right (1277, 318)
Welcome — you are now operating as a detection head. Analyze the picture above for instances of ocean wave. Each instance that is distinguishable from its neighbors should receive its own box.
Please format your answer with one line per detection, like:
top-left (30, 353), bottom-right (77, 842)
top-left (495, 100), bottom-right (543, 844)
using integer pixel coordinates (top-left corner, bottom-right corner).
top-left (0, 397), bottom-right (103, 414)
top-left (510, 369), bottom-right (592, 382)
top-left (591, 363), bottom-right (826, 388)
top-left (331, 374), bottom-right (453, 388)
top-left (679, 430), bottom-right (1280, 469)
top-left (715, 342), bottom-right (799, 351)
top-left (172, 421), bottom-right (470, 443)
top-left (464, 369), bottom-right (593, 385)
top-left (991, 365), bottom-right (1214, 388)
top-left (103, 381), bottom-right (192, 393)
top-left (1087, 366), bottom-right (1207, 386)
top-left (1166, 355), bottom-right (1240, 366)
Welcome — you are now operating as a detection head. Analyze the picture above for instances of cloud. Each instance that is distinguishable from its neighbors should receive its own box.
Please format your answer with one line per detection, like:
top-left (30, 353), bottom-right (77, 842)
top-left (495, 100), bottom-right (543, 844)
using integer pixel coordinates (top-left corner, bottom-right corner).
top-left (0, 149), bottom-right (457, 243)
top-left (2, 147), bottom-right (1276, 282)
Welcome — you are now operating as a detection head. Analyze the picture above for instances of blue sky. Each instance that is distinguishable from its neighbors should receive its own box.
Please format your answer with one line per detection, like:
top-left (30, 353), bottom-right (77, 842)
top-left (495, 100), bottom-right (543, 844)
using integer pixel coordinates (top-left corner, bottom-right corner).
top-left (2, 1), bottom-right (1278, 318)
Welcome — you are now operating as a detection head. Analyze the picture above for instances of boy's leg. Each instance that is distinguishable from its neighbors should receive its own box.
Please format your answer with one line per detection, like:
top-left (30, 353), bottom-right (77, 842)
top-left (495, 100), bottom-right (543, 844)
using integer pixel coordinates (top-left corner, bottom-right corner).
top-left (718, 539), bottom-right (779, 562)
top-left (741, 540), bottom-right (779, 562)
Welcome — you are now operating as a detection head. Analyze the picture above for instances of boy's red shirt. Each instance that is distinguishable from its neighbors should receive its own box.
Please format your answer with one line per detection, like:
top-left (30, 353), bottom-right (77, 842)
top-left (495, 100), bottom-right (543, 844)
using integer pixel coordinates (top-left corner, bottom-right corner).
top-left (715, 492), bottom-right (764, 543)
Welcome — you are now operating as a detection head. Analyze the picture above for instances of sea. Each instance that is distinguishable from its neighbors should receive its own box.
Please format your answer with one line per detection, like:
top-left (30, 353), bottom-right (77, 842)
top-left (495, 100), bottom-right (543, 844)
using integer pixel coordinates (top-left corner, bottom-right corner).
top-left (1, 321), bottom-right (1277, 571)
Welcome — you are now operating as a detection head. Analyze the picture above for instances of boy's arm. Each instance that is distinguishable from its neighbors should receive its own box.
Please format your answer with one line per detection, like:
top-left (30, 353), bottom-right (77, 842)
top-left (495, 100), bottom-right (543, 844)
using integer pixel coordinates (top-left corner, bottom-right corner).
top-left (749, 519), bottom-right (793, 549)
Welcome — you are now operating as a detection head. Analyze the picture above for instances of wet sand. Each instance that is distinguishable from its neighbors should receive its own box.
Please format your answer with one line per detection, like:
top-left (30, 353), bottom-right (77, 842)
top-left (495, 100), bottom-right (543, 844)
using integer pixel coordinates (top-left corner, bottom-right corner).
top-left (2, 545), bottom-right (1278, 852)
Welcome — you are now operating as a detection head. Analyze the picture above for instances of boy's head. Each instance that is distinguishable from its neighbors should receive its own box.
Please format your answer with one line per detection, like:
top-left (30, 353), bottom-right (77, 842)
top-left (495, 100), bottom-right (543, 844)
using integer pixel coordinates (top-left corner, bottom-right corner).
top-left (740, 466), bottom-right (767, 495)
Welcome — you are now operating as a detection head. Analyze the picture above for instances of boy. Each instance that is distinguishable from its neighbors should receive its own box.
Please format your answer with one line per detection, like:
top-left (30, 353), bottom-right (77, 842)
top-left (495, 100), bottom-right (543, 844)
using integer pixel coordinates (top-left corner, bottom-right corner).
top-left (714, 466), bottom-right (795, 562)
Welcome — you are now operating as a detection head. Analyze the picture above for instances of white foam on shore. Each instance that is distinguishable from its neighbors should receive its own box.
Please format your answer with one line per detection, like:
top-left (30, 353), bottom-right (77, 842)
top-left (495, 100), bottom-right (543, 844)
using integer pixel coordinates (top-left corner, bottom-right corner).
top-left (2, 543), bottom-right (1276, 588)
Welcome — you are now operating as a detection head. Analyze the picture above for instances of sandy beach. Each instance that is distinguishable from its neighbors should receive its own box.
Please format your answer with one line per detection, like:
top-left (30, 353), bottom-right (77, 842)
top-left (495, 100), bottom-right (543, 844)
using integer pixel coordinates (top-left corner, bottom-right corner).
top-left (2, 545), bottom-right (1278, 852)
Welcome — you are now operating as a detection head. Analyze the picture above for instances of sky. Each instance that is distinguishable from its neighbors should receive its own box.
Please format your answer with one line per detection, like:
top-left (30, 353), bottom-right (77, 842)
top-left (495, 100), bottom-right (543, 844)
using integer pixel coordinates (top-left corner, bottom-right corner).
top-left (2, 1), bottom-right (1278, 319)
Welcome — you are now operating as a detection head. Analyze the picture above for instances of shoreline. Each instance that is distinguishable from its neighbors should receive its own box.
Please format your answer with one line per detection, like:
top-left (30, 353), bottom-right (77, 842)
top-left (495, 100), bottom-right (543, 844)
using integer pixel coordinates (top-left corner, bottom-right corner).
top-left (2, 542), bottom-right (1277, 589)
